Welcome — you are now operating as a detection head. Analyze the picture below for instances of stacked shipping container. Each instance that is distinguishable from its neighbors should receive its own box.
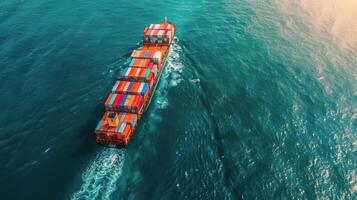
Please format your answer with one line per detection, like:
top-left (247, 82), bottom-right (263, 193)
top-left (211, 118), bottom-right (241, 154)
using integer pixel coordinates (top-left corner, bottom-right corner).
top-left (118, 67), bottom-right (155, 87)
top-left (105, 93), bottom-right (144, 113)
top-left (143, 23), bottom-right (175, 44)
top-left (112, 81), bottom-right (149, 96)
top-left (129, 58), bottom-right (159, 74)
top-left (130, 50), bottom-right (162, 64)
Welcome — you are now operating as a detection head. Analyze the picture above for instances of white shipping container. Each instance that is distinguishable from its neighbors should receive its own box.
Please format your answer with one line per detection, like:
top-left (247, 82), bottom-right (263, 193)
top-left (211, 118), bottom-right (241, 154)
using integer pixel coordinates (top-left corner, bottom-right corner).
top-left (125, 69), bottom-right (130, 76)
top-left (123, 82), bottom-right (130, 91)
top-left (135, 69), bottom-right (141, 77)
top-left (158, 30), bottom-right (164, 38)
top-left (138, 83), bottom-right (144, 93)
top-left (112, 81), bottom-right (119, 92)
top-left (153, 51), bottom-right (162, 64)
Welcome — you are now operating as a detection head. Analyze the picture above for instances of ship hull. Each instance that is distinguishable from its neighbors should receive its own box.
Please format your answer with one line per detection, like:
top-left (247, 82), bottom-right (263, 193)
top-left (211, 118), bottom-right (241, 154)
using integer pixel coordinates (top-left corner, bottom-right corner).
top-left (95, 22), bottom-right (176, 148)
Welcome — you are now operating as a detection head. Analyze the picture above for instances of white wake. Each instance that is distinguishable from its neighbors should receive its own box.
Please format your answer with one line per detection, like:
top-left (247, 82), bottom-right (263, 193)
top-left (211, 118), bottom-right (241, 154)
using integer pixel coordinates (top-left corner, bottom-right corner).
top-left (71, 149), bottom-right (125, 200)
top-left (155, 38), bottom-right (185, 109)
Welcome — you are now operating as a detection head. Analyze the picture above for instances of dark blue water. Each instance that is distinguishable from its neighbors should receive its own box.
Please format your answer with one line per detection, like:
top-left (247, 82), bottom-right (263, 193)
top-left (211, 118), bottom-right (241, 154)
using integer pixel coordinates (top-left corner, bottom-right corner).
top-left (0, 0), bottom-right (356, 199)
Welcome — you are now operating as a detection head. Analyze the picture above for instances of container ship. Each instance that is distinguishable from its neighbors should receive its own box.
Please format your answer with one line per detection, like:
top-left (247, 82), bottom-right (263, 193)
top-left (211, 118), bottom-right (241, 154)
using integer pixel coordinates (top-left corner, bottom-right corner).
top-left (95, 19), bottom-right (176, 147)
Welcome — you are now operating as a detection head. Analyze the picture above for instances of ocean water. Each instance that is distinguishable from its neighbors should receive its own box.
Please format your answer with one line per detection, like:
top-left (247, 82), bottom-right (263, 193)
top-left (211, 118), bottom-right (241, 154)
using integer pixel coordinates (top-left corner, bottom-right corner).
top-left (0, 0), bottom-right (356, 199)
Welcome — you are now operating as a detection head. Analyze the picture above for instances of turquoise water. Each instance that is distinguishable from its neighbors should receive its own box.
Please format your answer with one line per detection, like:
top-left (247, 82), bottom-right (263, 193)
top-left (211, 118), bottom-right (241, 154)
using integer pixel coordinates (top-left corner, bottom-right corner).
top-left (0, 0), bottom-right (356, 199)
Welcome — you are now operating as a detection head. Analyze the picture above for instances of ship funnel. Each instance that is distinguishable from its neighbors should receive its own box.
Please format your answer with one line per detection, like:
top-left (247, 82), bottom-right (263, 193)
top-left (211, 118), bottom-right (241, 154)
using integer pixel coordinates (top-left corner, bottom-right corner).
top-left (107, 112), bottom-right (119, 127)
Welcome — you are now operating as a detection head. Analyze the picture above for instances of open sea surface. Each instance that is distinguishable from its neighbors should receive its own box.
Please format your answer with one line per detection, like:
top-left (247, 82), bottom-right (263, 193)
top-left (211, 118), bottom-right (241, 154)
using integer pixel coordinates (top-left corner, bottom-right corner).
top-left (0, 0), bottom-right (356, 199)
